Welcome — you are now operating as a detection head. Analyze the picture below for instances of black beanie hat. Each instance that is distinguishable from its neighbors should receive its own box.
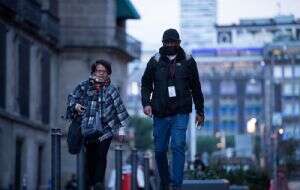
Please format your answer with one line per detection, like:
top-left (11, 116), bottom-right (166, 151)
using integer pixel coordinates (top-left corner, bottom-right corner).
top-left (162, 28), bottom-right (180, 42)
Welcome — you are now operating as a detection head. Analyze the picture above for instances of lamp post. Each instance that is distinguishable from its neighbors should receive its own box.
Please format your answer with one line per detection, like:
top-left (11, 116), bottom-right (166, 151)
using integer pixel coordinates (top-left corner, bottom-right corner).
top-left (263, 51), bottom-right (274, 174)
top-left (247, 118), bottom-right (257, 134)
top-left (265, 48), bottom-right (282, 175)
top-left (247, 118), bottom-right (257, 162)
top-left (51, 128), bottom-right (61, 190)
top-left (271, 127), bottom-right (284, 188)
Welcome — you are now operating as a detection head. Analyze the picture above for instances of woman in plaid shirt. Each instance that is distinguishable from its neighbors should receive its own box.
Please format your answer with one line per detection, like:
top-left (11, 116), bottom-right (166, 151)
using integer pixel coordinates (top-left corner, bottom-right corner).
top-left (66, 59), bottom-right (129, 190)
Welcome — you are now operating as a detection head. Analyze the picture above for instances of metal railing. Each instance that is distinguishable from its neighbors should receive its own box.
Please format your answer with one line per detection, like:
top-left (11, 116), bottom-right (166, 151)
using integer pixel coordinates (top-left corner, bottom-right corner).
top-left (115, 145), bottom-right (123, 190)
top-left (143, 154), bottom-right (150, 190)
top-left (19, 0), bottom-right (42, 28)
top-left (131, 149), bottom-right (138, 190)
top-left (51, 128), bottom-right (61, 190)
top-left (61, 26), bottom-right (141, 59)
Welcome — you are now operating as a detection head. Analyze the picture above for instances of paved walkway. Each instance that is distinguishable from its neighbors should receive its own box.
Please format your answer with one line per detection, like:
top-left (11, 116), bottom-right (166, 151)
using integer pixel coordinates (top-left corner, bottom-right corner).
top-left (288, 181), bottom-right (300, 190)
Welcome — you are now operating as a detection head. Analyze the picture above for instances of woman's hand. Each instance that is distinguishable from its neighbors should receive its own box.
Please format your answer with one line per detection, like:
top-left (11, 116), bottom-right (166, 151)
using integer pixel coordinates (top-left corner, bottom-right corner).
top-left (75, 103), bottom-right (85, 113)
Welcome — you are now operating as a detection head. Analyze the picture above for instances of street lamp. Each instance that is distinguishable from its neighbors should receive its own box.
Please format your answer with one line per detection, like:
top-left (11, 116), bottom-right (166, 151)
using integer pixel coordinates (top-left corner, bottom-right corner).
top-left (278, 128), bottom-right (284, 135)
top-left (247, 118), bottom-right (260, 165)
top-left (247, 118), bottom-right (257, 134)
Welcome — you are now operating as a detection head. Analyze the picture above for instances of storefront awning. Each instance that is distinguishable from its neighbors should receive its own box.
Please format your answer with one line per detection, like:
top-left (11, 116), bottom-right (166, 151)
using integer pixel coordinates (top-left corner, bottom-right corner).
top-left (117, 0), bottom-right (140, 20)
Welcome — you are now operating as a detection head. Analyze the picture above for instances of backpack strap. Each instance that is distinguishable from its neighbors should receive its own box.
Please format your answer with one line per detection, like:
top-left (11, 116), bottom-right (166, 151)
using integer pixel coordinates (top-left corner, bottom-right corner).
top-left (153, 53), bottom-right (161, 62)
top-left (185, 52), bottom-right (192, 61)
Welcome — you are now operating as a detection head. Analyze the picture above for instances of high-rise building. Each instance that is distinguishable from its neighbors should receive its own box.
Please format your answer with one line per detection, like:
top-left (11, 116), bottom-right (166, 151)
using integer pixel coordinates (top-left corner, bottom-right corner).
top-left (193, 15), bottom-right (300, 136)
top-left (216, 15), bottom-right (300, 47)
top-left (180, 0), bottom-right (217, 50)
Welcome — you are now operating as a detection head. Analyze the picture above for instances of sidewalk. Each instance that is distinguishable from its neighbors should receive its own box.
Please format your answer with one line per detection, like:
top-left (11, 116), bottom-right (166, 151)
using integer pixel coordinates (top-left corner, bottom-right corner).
top-left (288, 181), bottom-right (300, 190)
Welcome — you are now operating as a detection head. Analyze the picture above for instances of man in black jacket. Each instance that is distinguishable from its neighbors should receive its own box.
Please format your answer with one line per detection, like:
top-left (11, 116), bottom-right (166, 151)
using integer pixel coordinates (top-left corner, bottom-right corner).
top-left (141, 29), bottom-right (205, 190)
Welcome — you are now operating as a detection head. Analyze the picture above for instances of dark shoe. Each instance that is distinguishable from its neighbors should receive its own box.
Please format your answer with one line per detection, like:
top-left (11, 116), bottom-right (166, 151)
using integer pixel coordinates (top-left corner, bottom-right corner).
top-left (94, 182), bottom-right (105, 190)
top-left (160, 184), bottom-right (171, 190)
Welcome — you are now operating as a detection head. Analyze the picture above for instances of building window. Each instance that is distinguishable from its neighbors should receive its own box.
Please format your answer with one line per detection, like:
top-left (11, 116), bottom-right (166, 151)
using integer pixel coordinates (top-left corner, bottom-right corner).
top-left (284, 66), bottom-right (293, 78)
top-left (221, 120), bottom-right (236, 132)
top-left (204, 106), bottom-right (212, 116)
top-left (36, 145), bottom-right (44, 189)
top-left (283, 83), bottom-right (293, 96)
top-left (274, 83), bottom-right (282, 112)
top-left (273, 65), bottom-right (283, 78)
top-left (245, 106), bottom-right (261, 116)
top-left (18, 38), bottom-right (30, 117)
top-left (217, 31), bottom-right (232, 44)
top-left (15, 138), bottom-right (24, 190)
top-left (295, 66), bottom-right (300, 77)
top-left (41, 51), bottom-right (51, 124)
top-left (283, 102), bottom-right (293, 116)
top-left (296, 29), bottom-right (300, 40)
top-left (202, 81), bottom-right (212, 95)
top-left (236, 29), bottom-right (243, 35)
top-left (295, 83), bottom-right (300, 96)
top-left (295, 103), bottom-right (300, 115)
top-left (0, 24), bottom-right (6, 108)
top-left (220, 81), bottom-right (236, 95)
top-left (246, 82), bottom-right (261, 94)
top-left (220, 105), bottom-right (237, 115)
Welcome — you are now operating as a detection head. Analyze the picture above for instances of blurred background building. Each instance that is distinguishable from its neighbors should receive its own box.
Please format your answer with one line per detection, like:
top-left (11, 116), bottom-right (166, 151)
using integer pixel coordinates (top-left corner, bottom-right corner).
top-left (180, 0), bottom-right (217, 50)
top-left (194, 15), bottom-right (300, 136)
top-left (0, 0), bottom-right (141, 189)
top-left (0, 0), bottom-right (59, 189)
top-left (191, 14), bottom-right (300, 172)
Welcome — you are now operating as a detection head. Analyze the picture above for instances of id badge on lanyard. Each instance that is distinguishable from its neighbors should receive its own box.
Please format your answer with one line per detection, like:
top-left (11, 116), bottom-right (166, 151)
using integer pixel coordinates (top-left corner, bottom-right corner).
top-left (168, 86), bottom-right (176, 97)
top-left (168, 58), bottom-right (177, 98)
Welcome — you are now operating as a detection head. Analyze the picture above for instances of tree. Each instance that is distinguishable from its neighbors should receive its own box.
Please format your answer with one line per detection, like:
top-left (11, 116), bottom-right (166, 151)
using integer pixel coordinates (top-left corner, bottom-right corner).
top-left (196, 136), bottom-right (218, 154)
top-left (196, 135), bottom-right (235, 155)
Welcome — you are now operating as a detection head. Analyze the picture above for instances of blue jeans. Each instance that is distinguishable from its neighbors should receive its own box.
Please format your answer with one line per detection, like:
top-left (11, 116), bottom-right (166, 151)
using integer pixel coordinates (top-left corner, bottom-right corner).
top-left (153, 114), bottom-right (189, 188)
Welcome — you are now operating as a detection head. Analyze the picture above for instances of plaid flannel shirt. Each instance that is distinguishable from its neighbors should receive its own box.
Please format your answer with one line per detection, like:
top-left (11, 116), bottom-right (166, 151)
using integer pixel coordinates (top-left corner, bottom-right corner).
top-left (66, 80), bottom-right (130, 141)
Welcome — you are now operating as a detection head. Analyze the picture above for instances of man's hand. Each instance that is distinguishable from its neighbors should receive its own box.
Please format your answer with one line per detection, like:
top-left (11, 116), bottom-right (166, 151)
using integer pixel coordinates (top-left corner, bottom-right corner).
top-left (195, 113), bottom-right (205, 127)
top-left (143, 106), bottom-right (152, 117)
top-left (75, 103), bottom-right (85, 113)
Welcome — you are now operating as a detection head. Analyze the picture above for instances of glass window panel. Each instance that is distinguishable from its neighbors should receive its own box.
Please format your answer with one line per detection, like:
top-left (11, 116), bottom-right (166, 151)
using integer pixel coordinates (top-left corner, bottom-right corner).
top-left (295, 66), bottom-right (300, 77)
top-left (283, 102), bottom-right (293, 115)
top-left (220, 81), bottom-right (236, 94)
top-left (273, 65), bottom-right (282, 78)
top-left (284, 66), bottom-right (293, 78)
